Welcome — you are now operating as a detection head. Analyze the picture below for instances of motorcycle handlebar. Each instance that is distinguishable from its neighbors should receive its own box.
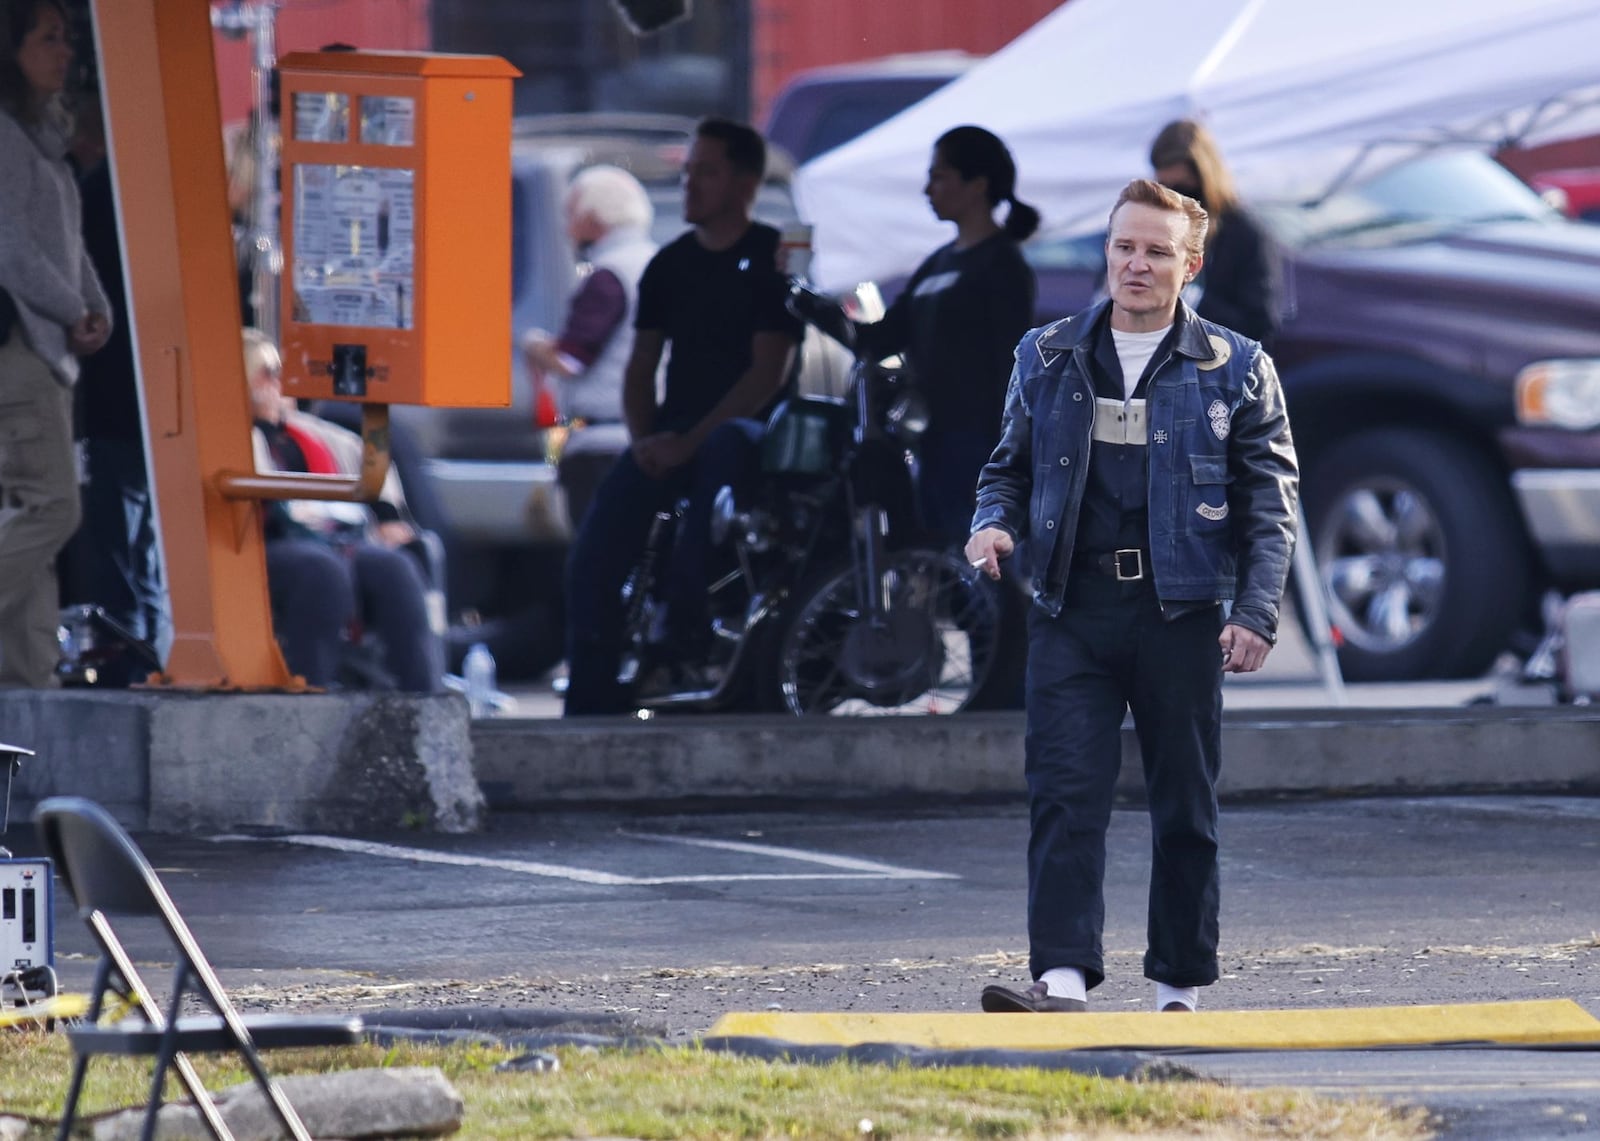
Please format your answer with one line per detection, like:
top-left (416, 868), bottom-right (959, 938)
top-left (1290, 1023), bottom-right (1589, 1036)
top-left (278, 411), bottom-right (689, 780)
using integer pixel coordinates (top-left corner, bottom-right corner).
top-left (786, 281), bottom-right (857, 354)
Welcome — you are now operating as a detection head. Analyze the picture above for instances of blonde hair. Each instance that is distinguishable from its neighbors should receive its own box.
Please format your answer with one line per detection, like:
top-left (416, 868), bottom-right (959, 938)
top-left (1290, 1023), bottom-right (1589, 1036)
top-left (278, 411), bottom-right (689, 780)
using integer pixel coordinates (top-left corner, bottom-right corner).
top-left (241, 325), bottom-right (279, 381)
top-left (1108, 178), bottom-right (1209, 263)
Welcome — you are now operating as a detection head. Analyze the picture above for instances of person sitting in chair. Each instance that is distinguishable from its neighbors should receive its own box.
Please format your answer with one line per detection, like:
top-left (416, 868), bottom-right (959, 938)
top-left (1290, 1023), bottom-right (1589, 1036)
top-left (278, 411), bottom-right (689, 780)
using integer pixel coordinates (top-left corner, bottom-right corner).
top-left (244, 328), bottom-right (443, 692)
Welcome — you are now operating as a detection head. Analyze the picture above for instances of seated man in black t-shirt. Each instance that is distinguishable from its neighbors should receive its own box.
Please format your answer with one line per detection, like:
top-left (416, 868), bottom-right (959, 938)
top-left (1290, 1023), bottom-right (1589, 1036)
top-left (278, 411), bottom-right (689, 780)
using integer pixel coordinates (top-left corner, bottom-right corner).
top-left (563, 118), bottom-right (803, 716)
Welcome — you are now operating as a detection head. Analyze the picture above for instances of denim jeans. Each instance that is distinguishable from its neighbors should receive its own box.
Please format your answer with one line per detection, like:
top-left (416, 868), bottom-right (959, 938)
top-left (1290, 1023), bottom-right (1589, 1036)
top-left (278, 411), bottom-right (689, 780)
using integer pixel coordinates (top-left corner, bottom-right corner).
top-left (563, 420), bottom-right (762, 716)
top-left (1023, 575), bottom-right (1224, 989)
top-left (63, 437), bottom-right (172, 684)
top-left (266, 538), bottom-right (442, 692)
top-left (265, 539), bottom-right (355, 689)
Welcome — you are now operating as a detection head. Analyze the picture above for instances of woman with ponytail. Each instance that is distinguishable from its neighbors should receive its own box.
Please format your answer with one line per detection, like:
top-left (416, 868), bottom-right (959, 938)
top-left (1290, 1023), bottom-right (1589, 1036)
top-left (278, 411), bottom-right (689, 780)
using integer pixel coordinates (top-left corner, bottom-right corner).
top-left (855, 125), bottom-right (1037, 541)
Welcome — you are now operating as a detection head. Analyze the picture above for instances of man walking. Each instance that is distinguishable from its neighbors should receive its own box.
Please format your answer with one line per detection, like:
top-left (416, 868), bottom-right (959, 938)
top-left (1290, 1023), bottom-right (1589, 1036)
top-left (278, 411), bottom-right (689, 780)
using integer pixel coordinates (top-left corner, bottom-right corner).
top-left (966, 179), bottom-right (1297, 1013)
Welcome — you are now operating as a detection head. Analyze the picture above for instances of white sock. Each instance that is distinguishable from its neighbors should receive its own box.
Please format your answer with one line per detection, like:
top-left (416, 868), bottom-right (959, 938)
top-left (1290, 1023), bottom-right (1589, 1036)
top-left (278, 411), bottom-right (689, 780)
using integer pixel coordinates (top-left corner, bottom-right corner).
top-left (1156, 983), bottom-right (1198, 1011)
top-left (1040, 967), bottom-right (1088, 1003)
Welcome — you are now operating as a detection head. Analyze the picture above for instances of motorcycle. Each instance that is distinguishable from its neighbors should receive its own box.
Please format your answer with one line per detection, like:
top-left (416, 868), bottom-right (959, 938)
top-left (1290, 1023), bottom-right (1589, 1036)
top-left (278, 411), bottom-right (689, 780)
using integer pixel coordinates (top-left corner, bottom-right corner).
top-left (615, 283), bottom-right (1008, 715)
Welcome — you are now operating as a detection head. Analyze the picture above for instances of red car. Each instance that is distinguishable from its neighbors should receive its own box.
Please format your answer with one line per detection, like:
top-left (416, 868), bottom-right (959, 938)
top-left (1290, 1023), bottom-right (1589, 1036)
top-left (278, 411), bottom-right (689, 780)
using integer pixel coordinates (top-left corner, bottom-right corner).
top-left (1528, 168), bottom-right (1600, 222)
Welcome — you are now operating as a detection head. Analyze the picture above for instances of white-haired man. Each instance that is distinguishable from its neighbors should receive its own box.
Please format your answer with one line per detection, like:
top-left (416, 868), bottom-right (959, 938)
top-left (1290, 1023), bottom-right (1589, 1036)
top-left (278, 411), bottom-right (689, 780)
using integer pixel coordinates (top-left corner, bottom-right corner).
top-left (522, 165), bottom-right (658, 525)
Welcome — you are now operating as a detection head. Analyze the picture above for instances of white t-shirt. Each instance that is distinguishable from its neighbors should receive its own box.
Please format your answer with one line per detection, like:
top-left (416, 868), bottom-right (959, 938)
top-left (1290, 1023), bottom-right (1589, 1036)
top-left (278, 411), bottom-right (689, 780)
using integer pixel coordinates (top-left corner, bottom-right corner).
top-left (1110, 324), bottom-right (1172, 401)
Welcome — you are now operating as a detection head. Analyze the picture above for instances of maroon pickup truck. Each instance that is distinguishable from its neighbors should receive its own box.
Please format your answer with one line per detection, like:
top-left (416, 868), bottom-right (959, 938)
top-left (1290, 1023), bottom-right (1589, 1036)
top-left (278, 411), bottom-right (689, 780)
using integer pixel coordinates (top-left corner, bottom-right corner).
top-left (1018, 150), bottom-right (1600, 682)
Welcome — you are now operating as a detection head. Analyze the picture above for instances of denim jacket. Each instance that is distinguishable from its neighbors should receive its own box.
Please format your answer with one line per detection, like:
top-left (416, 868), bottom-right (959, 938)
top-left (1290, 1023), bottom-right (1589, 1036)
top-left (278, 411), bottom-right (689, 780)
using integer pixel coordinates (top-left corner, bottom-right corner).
top-left (971, 300), bottom-right (1299, 639)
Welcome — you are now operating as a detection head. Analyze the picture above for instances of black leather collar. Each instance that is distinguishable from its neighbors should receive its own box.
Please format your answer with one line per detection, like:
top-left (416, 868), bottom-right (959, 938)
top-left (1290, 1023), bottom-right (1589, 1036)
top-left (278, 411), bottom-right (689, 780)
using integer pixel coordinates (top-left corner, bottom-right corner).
top-left (1038, 299), bottom-right (1218, 366)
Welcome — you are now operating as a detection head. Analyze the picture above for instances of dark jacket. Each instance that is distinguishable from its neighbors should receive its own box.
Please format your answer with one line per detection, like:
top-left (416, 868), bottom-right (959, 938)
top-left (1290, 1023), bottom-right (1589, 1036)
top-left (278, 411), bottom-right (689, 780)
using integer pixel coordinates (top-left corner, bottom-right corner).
top-left (1195, 205), bottom-right (1280, 346)
top-left (971, 300), bottom-right (1298, 640)
top-left (855, 233), bottom-right (1035, 440)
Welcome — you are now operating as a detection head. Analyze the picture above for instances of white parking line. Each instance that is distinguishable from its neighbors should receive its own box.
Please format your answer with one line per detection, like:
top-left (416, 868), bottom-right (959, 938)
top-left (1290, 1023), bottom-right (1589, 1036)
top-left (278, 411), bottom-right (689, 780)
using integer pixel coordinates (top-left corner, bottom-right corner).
top-left (623, 831), bottom-right (959, 879)
top-left (213, 833), bottom-right (957, 885)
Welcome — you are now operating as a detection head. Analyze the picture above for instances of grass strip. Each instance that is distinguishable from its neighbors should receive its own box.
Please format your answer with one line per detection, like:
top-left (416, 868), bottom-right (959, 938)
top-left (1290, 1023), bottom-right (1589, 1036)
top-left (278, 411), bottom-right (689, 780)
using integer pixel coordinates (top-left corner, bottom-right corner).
top-left (0, 1029), bottom-right (1429, 1139)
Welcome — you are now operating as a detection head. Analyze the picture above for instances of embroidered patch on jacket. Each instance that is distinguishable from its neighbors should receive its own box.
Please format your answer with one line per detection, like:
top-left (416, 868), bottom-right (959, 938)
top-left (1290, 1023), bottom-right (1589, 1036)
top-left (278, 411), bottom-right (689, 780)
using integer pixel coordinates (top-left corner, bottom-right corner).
top-left (1153, 428), bottom-right (1169, 444)
top-left (1207, 400), bottom-right (1231, 440)
top-left (1196, 334), bottom-right (1232, 371)
top-left (1196, 501), bottom-right (1229, 521)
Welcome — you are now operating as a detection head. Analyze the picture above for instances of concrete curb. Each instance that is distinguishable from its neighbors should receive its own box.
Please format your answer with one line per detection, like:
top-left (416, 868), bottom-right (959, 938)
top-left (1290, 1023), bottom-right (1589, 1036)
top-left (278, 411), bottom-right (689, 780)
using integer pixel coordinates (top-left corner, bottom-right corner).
top-left (472, 707), bottom-right (1600, 807)
top-left (2, 690), bottom-right (482, 832)
top-left (7, 691), bottom-right (1597, 835)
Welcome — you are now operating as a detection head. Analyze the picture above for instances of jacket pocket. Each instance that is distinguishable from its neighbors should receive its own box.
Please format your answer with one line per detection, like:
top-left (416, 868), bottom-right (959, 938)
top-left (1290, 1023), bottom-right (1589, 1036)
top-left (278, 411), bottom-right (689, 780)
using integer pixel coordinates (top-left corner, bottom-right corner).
top-left (0, 401), bottom-right (45, 483)
top-left (1188, 456), bottom-right (1232, 525)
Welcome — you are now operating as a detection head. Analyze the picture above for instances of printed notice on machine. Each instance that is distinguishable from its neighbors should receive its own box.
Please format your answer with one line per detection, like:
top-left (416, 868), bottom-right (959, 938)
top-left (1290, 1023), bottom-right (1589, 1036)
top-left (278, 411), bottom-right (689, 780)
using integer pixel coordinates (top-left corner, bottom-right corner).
top-left (291, 163), bottom-right (416, 329)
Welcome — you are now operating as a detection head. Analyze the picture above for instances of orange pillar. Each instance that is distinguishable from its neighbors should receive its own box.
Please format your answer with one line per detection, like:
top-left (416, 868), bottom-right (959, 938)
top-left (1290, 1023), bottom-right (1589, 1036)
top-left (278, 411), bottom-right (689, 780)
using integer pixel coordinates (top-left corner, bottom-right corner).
top-left (92, 0), bottom-right (297, 689)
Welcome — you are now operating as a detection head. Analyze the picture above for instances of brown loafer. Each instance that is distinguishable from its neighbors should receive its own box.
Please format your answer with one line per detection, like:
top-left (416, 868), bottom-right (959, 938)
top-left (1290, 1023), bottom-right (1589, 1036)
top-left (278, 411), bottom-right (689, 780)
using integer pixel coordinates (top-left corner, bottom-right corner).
top-left (981, 981), bottom-right (1087, 1013)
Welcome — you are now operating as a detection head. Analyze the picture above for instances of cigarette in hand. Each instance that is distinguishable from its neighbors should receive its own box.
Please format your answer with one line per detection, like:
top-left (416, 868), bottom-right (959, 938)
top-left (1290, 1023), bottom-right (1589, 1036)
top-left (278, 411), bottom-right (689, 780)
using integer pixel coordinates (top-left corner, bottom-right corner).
top-left (971, 557), bottom-right (987, 568)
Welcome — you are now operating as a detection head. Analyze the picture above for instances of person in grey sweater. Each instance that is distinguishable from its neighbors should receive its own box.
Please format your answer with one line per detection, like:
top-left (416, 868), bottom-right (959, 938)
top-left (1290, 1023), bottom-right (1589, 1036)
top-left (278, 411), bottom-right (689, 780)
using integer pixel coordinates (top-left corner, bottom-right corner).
top-left (0, 0), bottom-right (112, 687)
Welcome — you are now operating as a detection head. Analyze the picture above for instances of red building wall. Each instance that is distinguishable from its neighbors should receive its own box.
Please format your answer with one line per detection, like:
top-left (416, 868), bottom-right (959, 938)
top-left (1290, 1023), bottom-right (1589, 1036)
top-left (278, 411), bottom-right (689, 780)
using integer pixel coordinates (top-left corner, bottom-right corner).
top-left (212, 0), bottom-right (431, 127)
top-left (750, 0), bottom-right (1061, 120)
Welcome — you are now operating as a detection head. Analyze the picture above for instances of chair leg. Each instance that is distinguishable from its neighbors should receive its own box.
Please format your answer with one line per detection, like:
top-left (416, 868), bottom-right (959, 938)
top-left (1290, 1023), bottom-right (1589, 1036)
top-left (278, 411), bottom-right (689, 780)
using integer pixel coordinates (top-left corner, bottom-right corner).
top-left (55, 1054), bottom-right (91, 1141)
top-left (173, 1055), bottom-right (236, 1141)
top-left (139, 1053), bottom-right (236, 1141)
top-left (236, 1048), bottom-right (314, 1141)
top-left (139, 1055), bottom-right (168, 1141)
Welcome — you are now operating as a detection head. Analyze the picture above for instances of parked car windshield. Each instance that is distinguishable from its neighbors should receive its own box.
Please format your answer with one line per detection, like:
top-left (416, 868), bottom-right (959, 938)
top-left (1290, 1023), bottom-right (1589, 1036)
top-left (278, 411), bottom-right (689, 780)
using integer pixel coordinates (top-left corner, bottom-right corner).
top-left (644, 183), bottom-right (801, 247)
top-left (1268, 150), bottom-right (1561, 247)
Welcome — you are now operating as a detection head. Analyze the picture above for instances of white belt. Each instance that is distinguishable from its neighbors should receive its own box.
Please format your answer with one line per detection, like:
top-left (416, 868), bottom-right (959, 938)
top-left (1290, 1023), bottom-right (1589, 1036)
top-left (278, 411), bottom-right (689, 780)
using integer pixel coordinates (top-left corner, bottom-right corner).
top-left (1091, 397), bottom-right (1147, 446)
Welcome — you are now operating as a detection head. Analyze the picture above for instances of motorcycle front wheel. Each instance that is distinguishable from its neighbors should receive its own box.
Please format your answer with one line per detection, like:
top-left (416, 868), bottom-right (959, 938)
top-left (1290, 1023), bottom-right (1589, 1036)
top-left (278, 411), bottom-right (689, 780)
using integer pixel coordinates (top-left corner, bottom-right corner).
top-left (757, 547), bottom-right (1003, 716)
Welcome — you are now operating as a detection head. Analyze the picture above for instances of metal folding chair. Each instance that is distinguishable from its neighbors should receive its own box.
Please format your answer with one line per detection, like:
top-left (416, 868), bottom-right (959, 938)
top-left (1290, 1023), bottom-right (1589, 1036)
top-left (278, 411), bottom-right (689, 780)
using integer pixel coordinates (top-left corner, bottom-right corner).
top-left (33, 797), bottom-right (363, 1141)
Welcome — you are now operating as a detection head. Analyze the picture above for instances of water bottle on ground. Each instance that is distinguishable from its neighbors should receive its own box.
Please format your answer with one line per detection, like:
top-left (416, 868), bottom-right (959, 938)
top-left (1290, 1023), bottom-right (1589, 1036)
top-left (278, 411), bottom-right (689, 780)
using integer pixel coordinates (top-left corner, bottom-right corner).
top-left (463, 642), bottom-right (497, 719)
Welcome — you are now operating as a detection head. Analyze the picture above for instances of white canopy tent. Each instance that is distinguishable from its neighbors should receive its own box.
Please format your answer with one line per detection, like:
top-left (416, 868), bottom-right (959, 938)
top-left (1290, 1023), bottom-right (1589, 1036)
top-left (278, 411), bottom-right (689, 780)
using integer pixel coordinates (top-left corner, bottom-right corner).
top-left (795, 0), bottom-right (1600, 291)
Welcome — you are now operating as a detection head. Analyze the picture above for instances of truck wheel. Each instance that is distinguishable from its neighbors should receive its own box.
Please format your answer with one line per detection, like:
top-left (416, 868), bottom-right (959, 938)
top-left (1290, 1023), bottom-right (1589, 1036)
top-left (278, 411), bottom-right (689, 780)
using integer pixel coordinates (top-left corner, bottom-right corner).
top-left (1304, 428), bottom-right (1528, 681)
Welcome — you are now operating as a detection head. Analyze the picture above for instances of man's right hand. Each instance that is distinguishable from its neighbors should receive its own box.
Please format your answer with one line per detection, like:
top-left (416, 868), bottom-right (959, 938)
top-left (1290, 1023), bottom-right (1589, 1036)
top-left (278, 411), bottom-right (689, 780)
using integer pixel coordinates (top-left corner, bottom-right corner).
top-left (965, 527), bottom-right (1015, 581)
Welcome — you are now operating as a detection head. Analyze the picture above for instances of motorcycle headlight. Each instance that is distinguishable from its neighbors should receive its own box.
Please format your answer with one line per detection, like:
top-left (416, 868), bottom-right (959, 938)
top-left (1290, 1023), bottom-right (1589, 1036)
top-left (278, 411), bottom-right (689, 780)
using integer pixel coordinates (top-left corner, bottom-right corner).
top-left (710, 484), bottom-right (738, 547)
top-left (887, 392), bottom-right (931, 440)
top-left (1515, 359), bottom-right (1600, 430)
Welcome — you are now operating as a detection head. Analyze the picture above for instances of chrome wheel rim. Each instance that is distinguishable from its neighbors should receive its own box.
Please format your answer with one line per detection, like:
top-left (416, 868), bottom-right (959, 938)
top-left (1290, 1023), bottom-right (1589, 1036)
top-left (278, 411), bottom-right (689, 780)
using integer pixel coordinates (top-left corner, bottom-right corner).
top-left (1316, 479), bottom-right (1446, 655)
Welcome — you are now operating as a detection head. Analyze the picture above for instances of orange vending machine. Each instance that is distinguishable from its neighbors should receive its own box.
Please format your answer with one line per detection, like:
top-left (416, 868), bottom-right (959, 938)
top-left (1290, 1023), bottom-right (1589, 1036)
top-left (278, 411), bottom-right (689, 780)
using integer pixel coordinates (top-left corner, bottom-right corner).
top-left (276, 51), bottom-right (519, 408)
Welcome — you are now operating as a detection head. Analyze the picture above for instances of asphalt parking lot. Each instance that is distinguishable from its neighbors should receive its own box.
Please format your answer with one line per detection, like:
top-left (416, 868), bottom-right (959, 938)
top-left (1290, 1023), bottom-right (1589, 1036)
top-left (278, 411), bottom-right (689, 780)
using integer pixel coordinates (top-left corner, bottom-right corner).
top-left (33, 795), bottom-right (1600, 1016)
top-left (21, 795), bottom-right (1600, 1137)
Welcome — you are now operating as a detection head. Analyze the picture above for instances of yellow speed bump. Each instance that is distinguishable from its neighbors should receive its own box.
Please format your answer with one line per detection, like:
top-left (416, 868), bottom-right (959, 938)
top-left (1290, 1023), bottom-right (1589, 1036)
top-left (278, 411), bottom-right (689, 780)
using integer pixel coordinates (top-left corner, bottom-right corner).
top-left (0, 993), bottom-right (90, 1029)
top-left (709, 999), bottom-right (1600, 1051)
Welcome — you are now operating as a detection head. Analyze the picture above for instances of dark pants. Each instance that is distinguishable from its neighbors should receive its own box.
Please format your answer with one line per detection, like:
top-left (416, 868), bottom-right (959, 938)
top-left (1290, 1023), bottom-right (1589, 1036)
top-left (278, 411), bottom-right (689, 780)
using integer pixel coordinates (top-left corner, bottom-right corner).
top-left (351, 543), bottom-right (445, 693)
top-left (266, 540), bottom-right (355, 688)
top-left (266, 538), bottom-right (443, 692)
top-left (564, 420), bottom-right (763, 716)
top-left (558, 447), bottom-right (621, 535)
top-left (1024, 574), bottom-right (1224, 990)
top-left (63, 438), bottom-right (172, 684)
